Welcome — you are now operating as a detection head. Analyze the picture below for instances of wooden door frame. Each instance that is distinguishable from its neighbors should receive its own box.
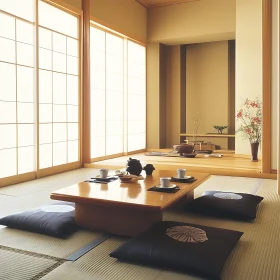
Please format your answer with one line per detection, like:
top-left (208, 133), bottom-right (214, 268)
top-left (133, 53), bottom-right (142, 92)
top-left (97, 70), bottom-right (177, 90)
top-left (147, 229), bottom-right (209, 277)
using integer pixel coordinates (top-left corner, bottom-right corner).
top-left (262, 0), bottom-right (272, 174)
top-left (81, 0), bottom-right (91, 164)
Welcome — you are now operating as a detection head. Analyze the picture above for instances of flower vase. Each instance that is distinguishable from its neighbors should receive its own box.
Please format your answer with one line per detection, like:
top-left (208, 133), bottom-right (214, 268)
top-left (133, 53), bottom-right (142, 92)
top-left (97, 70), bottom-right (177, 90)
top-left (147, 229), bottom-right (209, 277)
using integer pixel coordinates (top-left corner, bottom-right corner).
top-left (250, 142), bottom-right (259, 162)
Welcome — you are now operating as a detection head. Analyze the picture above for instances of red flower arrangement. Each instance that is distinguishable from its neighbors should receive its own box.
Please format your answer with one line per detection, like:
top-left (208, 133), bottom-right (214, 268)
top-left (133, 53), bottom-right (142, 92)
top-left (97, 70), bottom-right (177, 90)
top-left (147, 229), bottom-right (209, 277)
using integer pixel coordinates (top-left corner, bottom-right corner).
top-left (236, 98), bottom-right (262, 143)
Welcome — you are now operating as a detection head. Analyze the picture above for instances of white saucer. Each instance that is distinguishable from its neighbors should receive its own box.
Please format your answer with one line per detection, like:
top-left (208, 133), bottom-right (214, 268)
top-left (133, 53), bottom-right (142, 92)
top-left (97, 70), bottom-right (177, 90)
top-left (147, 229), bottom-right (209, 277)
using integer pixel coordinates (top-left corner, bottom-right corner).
top-left (174, 176), bottom-right (192, 180)
top-left (157, 184), bottom-right (177, 189)
top-left (204, 154), bottom-right (222, 158)
top-left (92, 175), bottom-right (115, 179)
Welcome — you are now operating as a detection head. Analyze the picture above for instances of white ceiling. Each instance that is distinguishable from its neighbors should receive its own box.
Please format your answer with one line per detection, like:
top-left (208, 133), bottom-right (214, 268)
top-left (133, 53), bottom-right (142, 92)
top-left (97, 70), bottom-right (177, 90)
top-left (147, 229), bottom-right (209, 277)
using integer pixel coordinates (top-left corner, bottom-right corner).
top-left (136, 0), bottom-right (200, 9)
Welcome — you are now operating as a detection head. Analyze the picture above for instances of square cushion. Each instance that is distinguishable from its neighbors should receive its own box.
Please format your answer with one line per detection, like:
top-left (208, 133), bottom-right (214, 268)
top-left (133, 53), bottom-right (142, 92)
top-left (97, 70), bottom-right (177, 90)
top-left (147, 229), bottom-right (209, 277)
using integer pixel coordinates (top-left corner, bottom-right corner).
top-left (110, 221), bottom-right (243, 279)
top-left (0, 201), bottom-right (79, 238)
top-left (186, 191), bottom-right (264, 220)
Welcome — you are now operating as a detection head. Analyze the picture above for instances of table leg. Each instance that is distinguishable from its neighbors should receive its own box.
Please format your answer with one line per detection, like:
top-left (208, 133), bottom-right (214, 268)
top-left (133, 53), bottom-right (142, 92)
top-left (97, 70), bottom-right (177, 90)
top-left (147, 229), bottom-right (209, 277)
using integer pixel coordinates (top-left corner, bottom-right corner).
top-left (170, 190), bottom-right (194, 211)
top-left (75, 202), bottom-right (162, 237)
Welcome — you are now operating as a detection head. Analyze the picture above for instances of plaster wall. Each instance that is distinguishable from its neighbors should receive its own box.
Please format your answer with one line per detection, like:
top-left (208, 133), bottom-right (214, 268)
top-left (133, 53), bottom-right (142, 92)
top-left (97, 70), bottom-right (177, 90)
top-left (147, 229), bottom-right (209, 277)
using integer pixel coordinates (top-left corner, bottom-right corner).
top-left (235, 0), bottom-right (262, 155)
top-left (185, 41), bottom-right (229, 150)
top-left (148, 0), bottom-right (236, 45)
top-left (90, 0), bottom-right (147, 43)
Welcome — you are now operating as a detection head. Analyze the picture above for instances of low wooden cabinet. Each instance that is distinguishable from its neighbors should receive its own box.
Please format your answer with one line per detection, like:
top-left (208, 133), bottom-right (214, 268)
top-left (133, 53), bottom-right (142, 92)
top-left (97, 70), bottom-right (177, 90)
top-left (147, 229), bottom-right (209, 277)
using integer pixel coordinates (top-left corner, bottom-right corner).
top-left (180, 133), bottom-right (235, 150)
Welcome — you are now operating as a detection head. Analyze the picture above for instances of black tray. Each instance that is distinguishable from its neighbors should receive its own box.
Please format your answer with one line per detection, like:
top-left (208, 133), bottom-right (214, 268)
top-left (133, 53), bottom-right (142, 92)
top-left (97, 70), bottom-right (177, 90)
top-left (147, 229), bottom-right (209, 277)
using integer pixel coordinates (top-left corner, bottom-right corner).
top-left (194, 150), bottom-right (213, 154)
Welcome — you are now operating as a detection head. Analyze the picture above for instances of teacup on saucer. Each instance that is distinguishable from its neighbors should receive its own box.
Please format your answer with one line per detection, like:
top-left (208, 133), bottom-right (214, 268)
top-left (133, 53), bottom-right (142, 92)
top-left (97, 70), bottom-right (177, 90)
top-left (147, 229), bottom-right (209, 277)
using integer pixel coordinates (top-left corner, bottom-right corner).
top-left (160, 177), bottom-right (171, 188)
top-left (99, 169), bottom-right (109, 178)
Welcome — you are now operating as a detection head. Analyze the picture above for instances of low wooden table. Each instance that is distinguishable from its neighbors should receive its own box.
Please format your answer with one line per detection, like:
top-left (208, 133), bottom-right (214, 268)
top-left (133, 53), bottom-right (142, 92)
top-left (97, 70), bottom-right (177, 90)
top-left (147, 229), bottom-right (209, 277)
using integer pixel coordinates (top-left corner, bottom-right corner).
top-left (50, 170), bottom-right (210, 236)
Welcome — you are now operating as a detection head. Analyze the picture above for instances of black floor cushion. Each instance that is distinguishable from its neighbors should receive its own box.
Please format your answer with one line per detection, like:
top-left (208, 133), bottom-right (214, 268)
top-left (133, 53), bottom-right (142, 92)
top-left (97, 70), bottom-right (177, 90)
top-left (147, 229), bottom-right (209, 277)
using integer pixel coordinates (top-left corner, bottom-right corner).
top-left (185, 191), bottom-right (264, 220)
top-left (0, 201), bottom-right (79, 238)
top-left (110, 221), bottom-right (243, 280)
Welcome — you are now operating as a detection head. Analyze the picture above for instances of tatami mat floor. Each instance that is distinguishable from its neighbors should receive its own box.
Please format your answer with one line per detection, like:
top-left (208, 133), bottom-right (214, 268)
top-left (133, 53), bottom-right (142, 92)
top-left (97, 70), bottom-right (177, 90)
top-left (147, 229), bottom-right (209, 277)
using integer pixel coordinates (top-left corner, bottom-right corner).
top-left (0, 247), bottom-right (61, 280)
top-left (0, 168), bottom-right (279, 280)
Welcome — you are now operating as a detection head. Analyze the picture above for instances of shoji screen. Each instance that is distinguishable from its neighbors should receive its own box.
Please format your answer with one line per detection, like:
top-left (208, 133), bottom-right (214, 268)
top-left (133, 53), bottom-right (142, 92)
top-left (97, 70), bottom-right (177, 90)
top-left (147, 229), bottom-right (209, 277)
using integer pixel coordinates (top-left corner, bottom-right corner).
top-left (90, 26), bottom-right (124, 158)
top-left (38, 0), bottom-right (80, 168)
top-left (127, 41), bottom-right (146, 152)
top-left (0, 0), bottom-right (35, 178)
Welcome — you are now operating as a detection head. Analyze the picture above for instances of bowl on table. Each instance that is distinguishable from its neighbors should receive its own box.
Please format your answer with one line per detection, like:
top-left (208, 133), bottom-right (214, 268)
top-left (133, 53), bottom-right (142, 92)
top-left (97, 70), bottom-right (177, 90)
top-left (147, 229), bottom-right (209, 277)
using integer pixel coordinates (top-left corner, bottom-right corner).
top-left (174, 144), bottom-right (194, 155)
top-left (115, 170), bottom-right (143, 183)
top-left (118, 176), bottom-right (133, 183)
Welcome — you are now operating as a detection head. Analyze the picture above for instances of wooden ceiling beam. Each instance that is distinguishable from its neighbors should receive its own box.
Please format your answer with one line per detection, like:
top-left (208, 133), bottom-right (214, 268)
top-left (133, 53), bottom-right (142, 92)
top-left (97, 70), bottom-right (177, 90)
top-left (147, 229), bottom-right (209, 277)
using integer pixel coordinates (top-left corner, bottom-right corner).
top-left (136, 0), bottom-right (200, 9)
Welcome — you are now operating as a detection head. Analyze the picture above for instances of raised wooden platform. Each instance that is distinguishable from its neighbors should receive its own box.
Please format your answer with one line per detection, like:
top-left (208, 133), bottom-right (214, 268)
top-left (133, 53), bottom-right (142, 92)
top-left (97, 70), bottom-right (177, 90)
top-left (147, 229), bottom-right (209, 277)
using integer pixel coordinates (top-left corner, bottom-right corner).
top-left (84, 150), bottom-right (276, 179)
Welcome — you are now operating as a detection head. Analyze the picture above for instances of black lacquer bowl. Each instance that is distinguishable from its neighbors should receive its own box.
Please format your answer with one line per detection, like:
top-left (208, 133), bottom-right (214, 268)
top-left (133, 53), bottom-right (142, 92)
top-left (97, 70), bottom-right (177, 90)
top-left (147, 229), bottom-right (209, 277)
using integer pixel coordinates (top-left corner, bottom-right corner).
top-left (194, 150), bottom-right (213, 154)
top-left (182, 153), bottom-right (197, 158)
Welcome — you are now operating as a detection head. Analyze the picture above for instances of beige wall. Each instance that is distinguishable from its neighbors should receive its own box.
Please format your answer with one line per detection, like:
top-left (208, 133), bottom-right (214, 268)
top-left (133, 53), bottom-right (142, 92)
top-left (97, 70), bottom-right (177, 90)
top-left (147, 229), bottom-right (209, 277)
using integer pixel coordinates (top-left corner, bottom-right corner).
top-left (148, 0), bottom-right (236, 45)
top-left (147, 43), bottom-right (161, 148)
top-left (235, 0), bottom-right (262, 155)
top-left (147, 44), bottom-right (187, 149)
top-left (90, 0), bottom-right (147, 43)
top-left (186, 41), bottom-right (229, 149)
top-left (165, 46), bottom-right (182, 147)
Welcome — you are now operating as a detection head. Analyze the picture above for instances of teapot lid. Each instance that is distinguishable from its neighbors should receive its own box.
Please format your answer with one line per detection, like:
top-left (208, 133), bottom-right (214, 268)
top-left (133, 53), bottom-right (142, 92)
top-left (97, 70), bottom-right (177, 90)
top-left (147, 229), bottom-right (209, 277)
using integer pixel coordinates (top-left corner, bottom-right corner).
top-left (127, 157), bottom-right (140, 162)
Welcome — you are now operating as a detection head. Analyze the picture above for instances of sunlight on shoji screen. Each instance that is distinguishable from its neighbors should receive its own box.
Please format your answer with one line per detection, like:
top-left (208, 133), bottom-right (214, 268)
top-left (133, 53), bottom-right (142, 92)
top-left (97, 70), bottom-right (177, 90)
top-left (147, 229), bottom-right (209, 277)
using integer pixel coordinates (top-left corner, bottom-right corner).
top-left (127, 41), bottom-right (146, 152)
top-left (90, 27), bottom-right (106, 158)
top-left (105, 33), bottom-right (124, 155)
top-left (90, 28), bottom-right (124, 158)
top-left (38, 0), bottom-right (79, 168)
top-left (0, 1), bottom-right (35, 178)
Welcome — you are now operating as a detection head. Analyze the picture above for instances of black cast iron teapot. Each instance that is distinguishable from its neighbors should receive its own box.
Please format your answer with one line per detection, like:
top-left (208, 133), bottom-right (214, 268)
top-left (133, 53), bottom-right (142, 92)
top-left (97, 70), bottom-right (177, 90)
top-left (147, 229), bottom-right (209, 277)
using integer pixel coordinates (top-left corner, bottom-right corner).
top-left (126, 157), bottom-right (142, 176)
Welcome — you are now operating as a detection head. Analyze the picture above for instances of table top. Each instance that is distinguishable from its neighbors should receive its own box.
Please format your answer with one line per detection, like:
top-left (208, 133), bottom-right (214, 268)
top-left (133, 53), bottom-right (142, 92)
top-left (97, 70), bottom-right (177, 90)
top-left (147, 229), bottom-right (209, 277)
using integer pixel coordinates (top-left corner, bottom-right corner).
top-left (50, 170), bottom-right (210, 210)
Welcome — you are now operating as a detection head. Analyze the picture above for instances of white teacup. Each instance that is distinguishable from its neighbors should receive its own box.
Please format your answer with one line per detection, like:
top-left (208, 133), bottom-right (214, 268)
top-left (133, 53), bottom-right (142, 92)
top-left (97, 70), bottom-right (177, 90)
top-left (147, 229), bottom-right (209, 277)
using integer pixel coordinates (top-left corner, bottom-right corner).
top-left (160, 177), bottom-right (171, 188)
top-left (177, 168), bottom-right (186, 178)
top-left (99, 169), bottom-right (109, 178)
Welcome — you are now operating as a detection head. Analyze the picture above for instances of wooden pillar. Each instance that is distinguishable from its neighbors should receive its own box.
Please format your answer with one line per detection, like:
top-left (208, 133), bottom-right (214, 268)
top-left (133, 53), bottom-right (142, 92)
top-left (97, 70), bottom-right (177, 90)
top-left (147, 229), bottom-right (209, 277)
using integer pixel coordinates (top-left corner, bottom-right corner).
top-left (146, 42), bottom-right (161, 149)
top-left (262, 0), bottom-right (272, 174)
top-left (81, 0), bottom-right (91, 164)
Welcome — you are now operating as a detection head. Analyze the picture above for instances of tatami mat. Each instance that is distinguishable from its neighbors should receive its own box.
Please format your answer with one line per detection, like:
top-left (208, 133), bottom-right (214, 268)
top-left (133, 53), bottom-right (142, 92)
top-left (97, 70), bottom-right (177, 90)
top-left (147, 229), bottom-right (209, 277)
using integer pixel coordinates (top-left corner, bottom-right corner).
top-left (0, 171), bottom-right (106, 260)
top-left (0, 168), bottom-right (99, 197)
top-left (1, 169), bottom-right (279, 280)
top-left (0, 228), bottom-right (103, 259)
top-left (41, 177), bottom-right (280, 280)
top-left (0, 247), bottom-right (62, 280)
top-left (41, 238), bottom-right (162, 280)
top-left (40, 265), bottom-right (101, 280)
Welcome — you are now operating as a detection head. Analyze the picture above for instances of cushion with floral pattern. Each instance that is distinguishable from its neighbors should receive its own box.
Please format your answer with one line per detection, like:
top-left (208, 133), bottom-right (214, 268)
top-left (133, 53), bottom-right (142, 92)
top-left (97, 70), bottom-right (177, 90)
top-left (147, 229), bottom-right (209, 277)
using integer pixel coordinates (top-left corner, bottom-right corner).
top-left (110, 221), bottom-right (243, 279)
top-left (186, 191), bottom-right (263, 220)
